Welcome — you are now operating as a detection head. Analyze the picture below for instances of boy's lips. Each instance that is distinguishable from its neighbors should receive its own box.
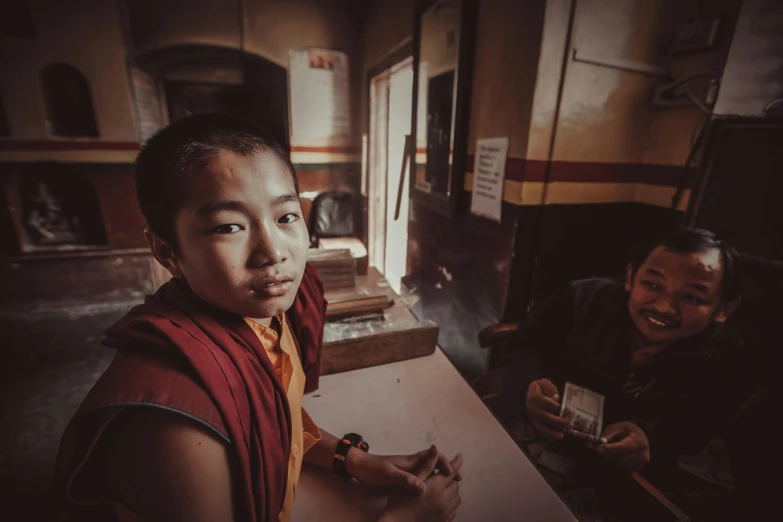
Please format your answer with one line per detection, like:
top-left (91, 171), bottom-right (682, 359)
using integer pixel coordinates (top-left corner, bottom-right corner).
top-left (250, 276), bottom-right (294, 298)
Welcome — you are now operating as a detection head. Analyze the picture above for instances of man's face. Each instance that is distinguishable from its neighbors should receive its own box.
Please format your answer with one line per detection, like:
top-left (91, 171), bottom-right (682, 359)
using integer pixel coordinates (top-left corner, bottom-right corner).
top-left (626, 246), bottom-right (730, 347)
top-left (162, 150), bottom-right (308, 321)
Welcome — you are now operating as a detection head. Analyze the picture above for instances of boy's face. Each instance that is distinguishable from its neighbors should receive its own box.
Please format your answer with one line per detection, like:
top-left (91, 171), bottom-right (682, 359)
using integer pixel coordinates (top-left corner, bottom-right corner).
top-left (151, 150), bottom-right (308, 322)
top-left (625, 246), bottom-right (735, 347)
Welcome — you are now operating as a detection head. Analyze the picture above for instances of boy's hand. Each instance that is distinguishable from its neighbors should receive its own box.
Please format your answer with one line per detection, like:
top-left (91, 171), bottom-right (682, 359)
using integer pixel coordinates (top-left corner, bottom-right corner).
top-left (596, 421), bottom-right (650, 470)
top-left (347, 445), bottom-right (463, 494)
top-left (526, 378), bottom-right (573, 441)
top-left (379, 446), bottom-right (463, 522)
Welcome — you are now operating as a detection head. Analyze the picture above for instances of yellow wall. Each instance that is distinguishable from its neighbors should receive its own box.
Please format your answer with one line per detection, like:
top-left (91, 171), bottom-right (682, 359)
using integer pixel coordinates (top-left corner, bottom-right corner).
top-left (361, 0), bottom-right (545, 159)
top-left (528, 0), bottom-right (737, 166)
top-left (127, 0), bottom-right (241, 56)
top-left (360, 0), bottom-right (416, 137)
top-left (466, 0), bottom-right (546, 159)
top-left (420, 0), bottom-right (459, 79)
top-left (130, 0), bottom-right (355, 69)
top-left (523, 0), bottom-right (740, 208)
top-left (0, 0), bottom-right (137, 144)
top-left (1, 0), bottom-right (362, 163)
top-left (130, 0), bottom-right (361, 149)
top-left (360, 0), bottom-right (737, 209)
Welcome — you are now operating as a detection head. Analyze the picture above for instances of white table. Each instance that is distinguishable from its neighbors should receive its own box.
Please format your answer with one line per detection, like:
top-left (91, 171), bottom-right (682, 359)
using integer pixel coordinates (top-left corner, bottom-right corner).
top-left (292, 348), bottom-right (577, 522)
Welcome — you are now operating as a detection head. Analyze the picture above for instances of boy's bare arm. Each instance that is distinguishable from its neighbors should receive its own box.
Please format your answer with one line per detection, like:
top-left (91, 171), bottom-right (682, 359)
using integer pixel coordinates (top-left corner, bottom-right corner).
top-left (302, 427), bottom-right (341, 470)
top-left (102, 407), bottom-right (240, 522)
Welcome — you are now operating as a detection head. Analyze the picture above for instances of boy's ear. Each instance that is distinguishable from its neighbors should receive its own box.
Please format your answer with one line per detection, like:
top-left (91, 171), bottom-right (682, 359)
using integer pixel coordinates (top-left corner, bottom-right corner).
top-left (144, 228), bottom-right (184, 279)
top-left (624, 264), bottom-right (634, 292)
top-left (714, 296), bottom-right (741, 324)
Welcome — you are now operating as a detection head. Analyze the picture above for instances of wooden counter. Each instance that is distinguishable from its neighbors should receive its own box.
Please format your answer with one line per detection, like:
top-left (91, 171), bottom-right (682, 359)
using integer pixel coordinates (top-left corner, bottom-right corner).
top-left (320, 268), bottom-right (438, 375)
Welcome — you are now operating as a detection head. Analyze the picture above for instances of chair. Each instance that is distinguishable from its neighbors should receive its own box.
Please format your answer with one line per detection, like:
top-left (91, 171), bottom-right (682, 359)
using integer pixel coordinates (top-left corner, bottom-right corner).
top-left (475, 322), bottom-right (521, 425)
top-left (308, 191), bottom-right (357, 247)
top-left (308, 191), bottom-right (368, 274)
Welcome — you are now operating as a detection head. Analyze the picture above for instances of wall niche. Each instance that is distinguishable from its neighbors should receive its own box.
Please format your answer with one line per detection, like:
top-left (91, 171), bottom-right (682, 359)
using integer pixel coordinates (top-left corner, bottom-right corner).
top-left (5, 162), bottom-right (107, 253)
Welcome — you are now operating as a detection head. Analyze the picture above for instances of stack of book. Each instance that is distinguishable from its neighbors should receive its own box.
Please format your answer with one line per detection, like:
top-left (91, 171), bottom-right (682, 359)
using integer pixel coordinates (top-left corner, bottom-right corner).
top-left (325, 294), bottom-right (394, 321)
top-left (307, 248), bottom-right (356, 291)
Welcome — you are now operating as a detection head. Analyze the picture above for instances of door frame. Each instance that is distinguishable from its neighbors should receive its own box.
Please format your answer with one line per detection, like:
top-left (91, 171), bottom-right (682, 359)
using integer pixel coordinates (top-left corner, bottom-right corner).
top-left (365, 41), bottom-right (414, 271)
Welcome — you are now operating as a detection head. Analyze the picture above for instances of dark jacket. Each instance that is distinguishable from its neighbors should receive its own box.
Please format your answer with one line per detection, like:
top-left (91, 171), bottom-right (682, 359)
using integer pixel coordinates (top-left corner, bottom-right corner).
top-left (510, 277), bottom-right (762, 463)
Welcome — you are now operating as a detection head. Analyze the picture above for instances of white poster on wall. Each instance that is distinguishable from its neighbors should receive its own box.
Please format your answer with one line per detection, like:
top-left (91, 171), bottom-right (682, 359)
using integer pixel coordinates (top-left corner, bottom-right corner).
top-left (289, 49), bottom-right (350, 140)
top-left (470, 137), bottom-right (509, 223)
top-left (130, 67), bottom-right (165, 143)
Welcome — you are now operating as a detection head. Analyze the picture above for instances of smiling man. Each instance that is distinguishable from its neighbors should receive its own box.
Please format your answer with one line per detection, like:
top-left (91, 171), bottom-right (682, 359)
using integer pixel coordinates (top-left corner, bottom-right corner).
top-left (513, 228), bottom-right (762, 470)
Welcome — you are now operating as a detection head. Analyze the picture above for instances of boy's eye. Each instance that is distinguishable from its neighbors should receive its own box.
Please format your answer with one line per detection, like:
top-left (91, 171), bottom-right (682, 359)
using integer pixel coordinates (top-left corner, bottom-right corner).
top-left (279, 213), bottom-right (300, 224)
top-left (211, 224), bottom-right (243, 234)
top-left (641, 281), bottom-right (659, 290)
top-left (683, 294), bottom-right (706, 305)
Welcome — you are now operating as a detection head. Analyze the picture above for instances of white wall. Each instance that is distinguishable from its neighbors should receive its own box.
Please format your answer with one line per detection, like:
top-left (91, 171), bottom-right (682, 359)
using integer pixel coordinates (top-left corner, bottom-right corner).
top-left (714, 0), bottom-right (783, 117)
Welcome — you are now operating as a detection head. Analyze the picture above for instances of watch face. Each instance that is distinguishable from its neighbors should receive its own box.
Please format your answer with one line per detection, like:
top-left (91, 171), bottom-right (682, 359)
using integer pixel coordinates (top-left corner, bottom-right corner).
top-left (341, 433), bottom-right (369, 452)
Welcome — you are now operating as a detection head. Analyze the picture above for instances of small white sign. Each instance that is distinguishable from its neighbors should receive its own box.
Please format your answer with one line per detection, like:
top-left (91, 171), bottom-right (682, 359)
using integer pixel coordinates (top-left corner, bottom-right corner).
top-left (470, 137), bottom-right (508, 222)
top-left (415, 180), bottom-right (432, 193)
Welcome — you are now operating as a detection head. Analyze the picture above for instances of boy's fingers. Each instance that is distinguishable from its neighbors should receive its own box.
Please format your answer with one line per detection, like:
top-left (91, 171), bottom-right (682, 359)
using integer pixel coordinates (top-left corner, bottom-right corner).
top-left (443, 478), bottom-right (460, 501)
top-left (451, 453), bottom-right (464, 472)
top-left (439, 454), bottom-right (463, 486)
top-left (413, 445), bottom-right (440, 480)
top-left (434, 449), bottom-right (454, 477)
top-left (393, 468), bottom-right (426, 494)
top-left (447, 489), bottom-right (462, 512)
top-left (413, 448), bottom-right (430, 459)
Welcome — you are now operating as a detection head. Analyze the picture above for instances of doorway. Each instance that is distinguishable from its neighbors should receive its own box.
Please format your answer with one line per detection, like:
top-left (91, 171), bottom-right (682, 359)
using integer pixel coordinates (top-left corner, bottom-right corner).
top-left (368, 56), bottom-right (414, 294)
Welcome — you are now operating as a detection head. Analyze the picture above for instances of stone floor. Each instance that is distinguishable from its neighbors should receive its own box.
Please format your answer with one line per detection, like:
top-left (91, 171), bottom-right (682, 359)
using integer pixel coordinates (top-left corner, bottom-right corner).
top-left (0, 298), bottom-right (141, 521)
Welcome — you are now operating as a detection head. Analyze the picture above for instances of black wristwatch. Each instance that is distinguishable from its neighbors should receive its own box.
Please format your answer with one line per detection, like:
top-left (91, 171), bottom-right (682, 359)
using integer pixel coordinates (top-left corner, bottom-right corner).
top-left (333, 433), bottom-right (370, 481)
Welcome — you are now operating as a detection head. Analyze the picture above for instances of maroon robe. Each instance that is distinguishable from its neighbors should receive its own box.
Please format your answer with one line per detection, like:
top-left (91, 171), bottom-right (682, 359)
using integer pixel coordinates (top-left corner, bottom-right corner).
top-left (52, 264), bottom-right (326, 522)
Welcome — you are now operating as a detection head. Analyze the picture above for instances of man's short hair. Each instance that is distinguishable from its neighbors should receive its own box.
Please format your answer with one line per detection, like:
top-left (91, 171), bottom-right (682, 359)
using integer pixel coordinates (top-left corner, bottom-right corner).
top-left (630, 228), bottom-right (741, 303)
top-left (135, 113), bottom-right (298, 249)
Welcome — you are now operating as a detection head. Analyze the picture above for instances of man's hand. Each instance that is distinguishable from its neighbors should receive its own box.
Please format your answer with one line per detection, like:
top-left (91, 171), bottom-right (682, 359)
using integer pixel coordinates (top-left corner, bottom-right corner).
top-left (379, 446), bottom-right (463, 522)
top-left (347, 445), bottom-right (463, 494)
top-left (525, 378), bottom-right (573, 441)
top-left (596, 421), bottom-right (650, 470)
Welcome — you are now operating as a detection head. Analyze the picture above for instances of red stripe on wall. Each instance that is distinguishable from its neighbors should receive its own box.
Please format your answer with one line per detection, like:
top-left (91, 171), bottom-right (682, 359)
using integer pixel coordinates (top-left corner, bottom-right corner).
top-left (466, 155), bottom-right (694, 188)
top-left (290, 145), bottom-right (360, 153)
top-left (0, 140), bottom-right (141, 151)
top-left (0, 142), bottom-right (364, 155)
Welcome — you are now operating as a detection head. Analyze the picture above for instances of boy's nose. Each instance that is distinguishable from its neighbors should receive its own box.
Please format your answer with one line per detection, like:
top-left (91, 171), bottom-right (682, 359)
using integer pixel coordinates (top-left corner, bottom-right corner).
top-left (250, 227), bottom-right (286, 266)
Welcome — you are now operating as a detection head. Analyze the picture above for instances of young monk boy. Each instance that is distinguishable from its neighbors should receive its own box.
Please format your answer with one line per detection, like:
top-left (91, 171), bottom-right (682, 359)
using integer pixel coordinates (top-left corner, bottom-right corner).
top-left (511, 228), bottom-right (761, 470)
top-left (52, 114), bottom-right (463, 522)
